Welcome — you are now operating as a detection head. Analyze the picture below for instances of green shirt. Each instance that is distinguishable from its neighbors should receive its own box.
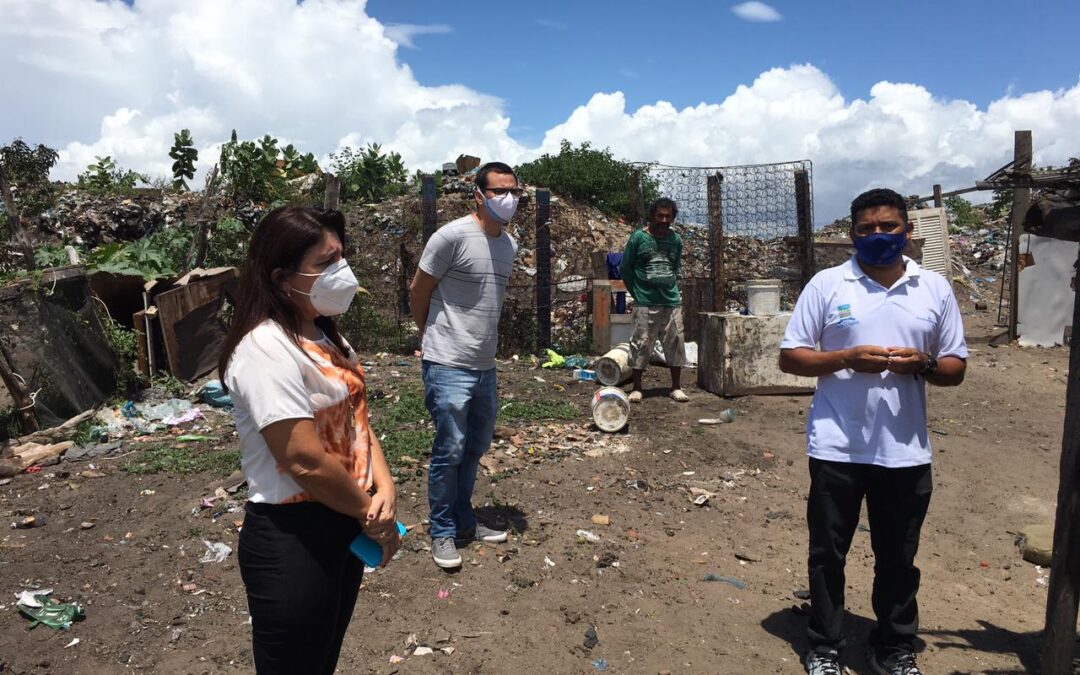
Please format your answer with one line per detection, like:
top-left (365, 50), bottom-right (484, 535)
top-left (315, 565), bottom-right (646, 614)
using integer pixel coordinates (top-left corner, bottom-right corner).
top-left (620, 228), bottom-right (683, 307)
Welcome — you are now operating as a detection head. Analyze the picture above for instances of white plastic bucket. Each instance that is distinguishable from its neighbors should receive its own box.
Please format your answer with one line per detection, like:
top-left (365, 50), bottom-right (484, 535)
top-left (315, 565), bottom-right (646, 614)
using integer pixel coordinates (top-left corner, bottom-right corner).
top-left (594, 342), bottom-right (632, 386)
top-left (745, 279), bottom-right (781, 316)
top-left (591, 386), bottom-right (630, 433)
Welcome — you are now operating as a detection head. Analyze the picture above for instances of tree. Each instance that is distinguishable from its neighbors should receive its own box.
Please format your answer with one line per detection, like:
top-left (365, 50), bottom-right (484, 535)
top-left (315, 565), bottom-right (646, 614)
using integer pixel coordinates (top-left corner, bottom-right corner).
top-left (989, 189), bottom-right (1012, 220)
top-left (944, 195), bottom-right (983, 228)
top-left (77, 156), bottom-right (146, 196)
top-left (169, 129), bottom-right (198, 190)
top-left (330, 143), bottom-right (409, 204)
top-left (0, 138), bottom-right (59, 216)
top-left (515, 140), bottom-right (658, 221)
top-left (218, 130), bottom-right (319, 203)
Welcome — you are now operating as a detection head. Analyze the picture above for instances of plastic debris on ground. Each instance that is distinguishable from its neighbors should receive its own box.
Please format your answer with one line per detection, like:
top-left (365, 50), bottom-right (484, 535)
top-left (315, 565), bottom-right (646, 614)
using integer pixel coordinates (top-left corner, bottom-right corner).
top-left (576, 529), bottom-right (601, 543)
top-left (541, 349), bottom-right (565, 369)
top-left (702, 574), bottom-right (748, 589)
top-left (592, 658), bottom-right (609, 672)
top-left (197, 380), bottom-right (233, 408)
top-left (15, 589), bottom-right (86, 630)
top-left (199, 540), bottom-right (233, 564)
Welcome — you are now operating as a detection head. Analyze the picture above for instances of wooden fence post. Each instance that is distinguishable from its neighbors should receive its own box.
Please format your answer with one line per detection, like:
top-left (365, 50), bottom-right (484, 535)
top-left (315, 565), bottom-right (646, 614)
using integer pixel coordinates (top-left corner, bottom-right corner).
top-left (707, 173), bottom-right (725, 311)
top-left (629, 168), bottom-right (645, 228)
top-left (421, 174), bottom-right (437, 244)
top-left (0, 341), bottom-right (38, 433)
top-left (323, 172), bottom-right (340, 211)
top-left (1008, 130), bottom-right (1032, 342)
top-left (1042, 245), bottom-right (1080, 675)
top-left (795, 169), bottom-right (815, 289)
top-left (535, 190), bottom-right (552, 351)
top-left (932, 184), bottom-right (943, 209)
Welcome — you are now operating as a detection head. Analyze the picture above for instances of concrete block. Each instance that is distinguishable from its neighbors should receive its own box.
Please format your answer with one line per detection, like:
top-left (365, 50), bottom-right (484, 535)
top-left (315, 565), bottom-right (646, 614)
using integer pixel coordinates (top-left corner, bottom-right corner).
top-left (697, 312), bottom-right (815, 396)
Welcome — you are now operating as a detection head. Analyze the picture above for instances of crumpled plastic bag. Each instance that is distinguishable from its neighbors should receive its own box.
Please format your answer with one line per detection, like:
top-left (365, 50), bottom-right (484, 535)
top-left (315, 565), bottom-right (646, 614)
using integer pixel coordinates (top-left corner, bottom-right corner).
top-left (541, 349), bottom-right (565, 369)
top-left (199, 540), bottom-right (233, 564)
top-left (16, 590), bottom-right (85, 630)
top-left (198, 380), bottom-right (233, 409)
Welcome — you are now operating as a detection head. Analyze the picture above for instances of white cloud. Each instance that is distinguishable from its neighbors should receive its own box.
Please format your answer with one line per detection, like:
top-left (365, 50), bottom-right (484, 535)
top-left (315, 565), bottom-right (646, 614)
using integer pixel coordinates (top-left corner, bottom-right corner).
top-left (382, 23), bottom-right (452, 50)
top-left (2, 1), bottom-right (1079, 223)
top-left (731, 2), bottom-right (783, 22)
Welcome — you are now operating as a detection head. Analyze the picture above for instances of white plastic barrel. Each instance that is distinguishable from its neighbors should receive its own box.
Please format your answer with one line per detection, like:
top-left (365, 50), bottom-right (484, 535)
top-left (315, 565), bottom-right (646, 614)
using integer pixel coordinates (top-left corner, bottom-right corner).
top-left (745, 279), bottom-right (781, 316)
top-left (594, 342), bottom-right (632, 386)
top-left (591, 386), bottom-right (630, 433)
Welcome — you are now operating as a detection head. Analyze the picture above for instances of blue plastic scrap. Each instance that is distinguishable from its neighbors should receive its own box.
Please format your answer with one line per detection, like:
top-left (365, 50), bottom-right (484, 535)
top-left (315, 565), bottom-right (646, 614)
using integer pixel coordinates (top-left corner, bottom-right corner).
top-left (702, 574), bottom-right (748, 589)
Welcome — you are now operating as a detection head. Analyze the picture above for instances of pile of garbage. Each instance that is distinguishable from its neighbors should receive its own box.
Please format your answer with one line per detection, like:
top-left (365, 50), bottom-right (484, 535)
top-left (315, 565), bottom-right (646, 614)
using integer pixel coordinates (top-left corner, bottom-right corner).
top-left (949, 218), bottom-right (1009, 271)
top-left (36, 188), bottom-right (204, 249)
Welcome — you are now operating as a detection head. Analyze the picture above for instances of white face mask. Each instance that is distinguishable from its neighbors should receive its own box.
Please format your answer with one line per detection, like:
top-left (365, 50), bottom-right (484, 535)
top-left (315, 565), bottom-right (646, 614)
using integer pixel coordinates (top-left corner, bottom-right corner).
top-left (478, 188), bottom-right (520, 224)
top-left (291, 258), bottom-right (360, 316)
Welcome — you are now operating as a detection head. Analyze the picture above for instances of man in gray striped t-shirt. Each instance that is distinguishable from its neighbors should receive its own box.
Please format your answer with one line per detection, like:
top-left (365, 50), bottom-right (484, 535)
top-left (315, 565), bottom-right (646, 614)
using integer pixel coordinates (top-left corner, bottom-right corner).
top-left (409, 162), bottom-right (520, 570)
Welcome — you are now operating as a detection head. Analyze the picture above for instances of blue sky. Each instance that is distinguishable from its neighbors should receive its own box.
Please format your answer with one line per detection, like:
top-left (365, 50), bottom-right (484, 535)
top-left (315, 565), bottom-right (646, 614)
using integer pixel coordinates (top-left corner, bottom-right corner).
top-left (368, 0), bottom-right (1080, 147)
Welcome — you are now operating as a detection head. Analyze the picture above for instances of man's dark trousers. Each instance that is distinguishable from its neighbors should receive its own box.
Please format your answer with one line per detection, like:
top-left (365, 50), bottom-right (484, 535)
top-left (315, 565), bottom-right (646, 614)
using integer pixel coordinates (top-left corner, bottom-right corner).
top-left (806, 457), bottom-right (933, 658)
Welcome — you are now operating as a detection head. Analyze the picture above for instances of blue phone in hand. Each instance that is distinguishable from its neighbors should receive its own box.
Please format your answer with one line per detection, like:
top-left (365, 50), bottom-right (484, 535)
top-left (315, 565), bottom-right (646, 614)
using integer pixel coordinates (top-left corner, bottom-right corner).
top-left (349, 521), bottom-right (407, 567)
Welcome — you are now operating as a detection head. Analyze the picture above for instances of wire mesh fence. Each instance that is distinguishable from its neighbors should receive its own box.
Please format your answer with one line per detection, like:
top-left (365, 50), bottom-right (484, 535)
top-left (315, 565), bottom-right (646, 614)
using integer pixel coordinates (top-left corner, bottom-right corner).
top-left (638, 160), bottom-right (814, 316)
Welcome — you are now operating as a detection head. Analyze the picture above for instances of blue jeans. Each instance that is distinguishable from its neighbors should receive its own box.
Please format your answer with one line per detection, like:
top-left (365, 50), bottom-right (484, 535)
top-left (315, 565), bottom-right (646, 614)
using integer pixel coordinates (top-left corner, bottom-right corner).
top-left (422, 361), bottom-right (498, 540)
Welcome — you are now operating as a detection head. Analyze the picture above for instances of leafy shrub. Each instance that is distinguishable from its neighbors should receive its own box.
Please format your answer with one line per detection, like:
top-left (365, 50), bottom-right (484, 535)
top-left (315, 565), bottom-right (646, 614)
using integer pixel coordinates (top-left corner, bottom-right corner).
top-left (516, 140), bottom-right (660, 221)
top-left (33, 243), bottom-right (72, 268)
top-left (944, 195), bottom-right (983, 229)
top-left (169, 129), bottom-right (198, 190)
top-left (86, 226), bottom-right (192, 279)
top-left (331, 143), bottom-right (409, 204)
top-left (77, 156), bottom-right (146, 196)
top-left (218, 130), bottom-right (319, 203)
top-left (203, 216), bottom-right (251, 268)
top-left (0, 138), bottom-right (59, 216)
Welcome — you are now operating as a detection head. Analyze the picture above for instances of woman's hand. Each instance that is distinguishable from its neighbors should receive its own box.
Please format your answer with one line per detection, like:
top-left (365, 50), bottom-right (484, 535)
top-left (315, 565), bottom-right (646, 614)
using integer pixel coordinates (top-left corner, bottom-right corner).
top-left (365, 488), bottom-right (397, 530)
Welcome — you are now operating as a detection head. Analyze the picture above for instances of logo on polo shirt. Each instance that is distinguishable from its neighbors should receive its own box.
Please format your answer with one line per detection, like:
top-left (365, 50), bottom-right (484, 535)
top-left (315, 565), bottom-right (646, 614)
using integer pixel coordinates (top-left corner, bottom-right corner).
top-left (836, 303), bottom-right (858, 328)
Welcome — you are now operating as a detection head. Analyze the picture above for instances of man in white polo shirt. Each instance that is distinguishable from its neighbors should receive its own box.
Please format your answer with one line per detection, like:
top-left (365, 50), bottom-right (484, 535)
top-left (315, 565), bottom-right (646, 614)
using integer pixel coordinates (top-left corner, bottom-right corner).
top-left (779, 188), bottom-right (967, 675)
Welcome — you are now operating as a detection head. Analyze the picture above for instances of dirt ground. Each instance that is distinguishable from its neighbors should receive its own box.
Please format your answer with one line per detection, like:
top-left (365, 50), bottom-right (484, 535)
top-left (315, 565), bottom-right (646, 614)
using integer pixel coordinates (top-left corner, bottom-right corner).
top-left (0, 301), bottom-right (1071, 675)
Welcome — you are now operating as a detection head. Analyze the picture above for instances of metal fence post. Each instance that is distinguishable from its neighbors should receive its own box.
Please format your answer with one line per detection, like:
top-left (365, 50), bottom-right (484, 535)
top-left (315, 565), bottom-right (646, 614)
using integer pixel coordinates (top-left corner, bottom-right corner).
top-left (535, 189), bottom-right (552, 350)
top-left (794, 168), bottom-right (815, 288)
top-left (706, 172), bottom-right (725, 311)
top-left (421, 174), bottom-right (437, 244)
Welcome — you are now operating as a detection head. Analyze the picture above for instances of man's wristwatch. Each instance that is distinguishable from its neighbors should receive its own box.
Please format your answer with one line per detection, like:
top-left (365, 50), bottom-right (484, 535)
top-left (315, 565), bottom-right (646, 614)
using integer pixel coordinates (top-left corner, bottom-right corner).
top-left (919, 354), bottom-right (938, 376)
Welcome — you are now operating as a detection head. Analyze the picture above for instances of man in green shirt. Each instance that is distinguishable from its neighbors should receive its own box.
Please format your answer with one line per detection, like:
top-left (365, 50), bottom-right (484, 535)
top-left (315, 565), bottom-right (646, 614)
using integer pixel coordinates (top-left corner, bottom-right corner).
top-left (619, 198), bottom-right (688, 402)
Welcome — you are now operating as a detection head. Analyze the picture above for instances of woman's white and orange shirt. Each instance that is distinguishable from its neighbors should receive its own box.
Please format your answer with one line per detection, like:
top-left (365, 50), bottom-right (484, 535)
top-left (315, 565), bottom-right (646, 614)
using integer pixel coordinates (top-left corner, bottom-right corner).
top-left (224, 320), bottom-right (373, 503)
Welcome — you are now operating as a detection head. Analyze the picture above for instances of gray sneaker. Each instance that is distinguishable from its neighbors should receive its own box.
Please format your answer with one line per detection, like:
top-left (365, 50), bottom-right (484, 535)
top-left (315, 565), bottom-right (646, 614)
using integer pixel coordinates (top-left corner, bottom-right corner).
top-left (804, 647), bottom-right (841, 675)
top-left (458, 524), bottom-right (508, 544)
top-left (431, 537), bottom-right (462, 569)
top-left (868, 649), bottom-right (922, 675)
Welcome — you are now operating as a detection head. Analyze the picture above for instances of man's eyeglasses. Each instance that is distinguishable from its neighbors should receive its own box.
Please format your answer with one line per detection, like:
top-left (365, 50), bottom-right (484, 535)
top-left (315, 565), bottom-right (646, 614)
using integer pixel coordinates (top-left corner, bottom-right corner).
top-left (482, 187), bottom-right (524, 198)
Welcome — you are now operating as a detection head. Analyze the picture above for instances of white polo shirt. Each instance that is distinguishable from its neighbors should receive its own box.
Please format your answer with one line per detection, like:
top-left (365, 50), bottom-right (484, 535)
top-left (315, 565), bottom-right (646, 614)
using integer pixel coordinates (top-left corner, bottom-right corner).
top-left (781, 256), bottom-right (968, 467)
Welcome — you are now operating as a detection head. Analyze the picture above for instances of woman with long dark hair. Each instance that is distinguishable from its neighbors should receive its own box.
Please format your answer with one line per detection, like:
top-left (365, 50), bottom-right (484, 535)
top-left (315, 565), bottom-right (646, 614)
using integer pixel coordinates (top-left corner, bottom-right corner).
top-left (219, 205), bottom-right (400, 673)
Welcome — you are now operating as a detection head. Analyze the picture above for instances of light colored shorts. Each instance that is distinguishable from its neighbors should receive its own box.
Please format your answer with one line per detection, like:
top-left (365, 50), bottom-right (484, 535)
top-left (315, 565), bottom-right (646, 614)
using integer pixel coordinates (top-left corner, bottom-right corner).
top-left (628, 305), bottom-right (686, 369)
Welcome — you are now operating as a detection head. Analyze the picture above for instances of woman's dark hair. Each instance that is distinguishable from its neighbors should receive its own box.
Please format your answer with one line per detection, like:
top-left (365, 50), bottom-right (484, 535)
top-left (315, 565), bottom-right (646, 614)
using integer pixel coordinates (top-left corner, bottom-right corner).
top-left (649, 197), bottom-right (678, 220)
top-left (218, 205), bottom-right (351, 380)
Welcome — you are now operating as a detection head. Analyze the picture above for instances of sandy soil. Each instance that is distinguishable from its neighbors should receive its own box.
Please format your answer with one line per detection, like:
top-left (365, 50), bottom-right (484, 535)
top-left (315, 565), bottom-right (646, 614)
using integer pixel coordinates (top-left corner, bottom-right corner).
top-left (0, 303), bottom-right (1069, 675)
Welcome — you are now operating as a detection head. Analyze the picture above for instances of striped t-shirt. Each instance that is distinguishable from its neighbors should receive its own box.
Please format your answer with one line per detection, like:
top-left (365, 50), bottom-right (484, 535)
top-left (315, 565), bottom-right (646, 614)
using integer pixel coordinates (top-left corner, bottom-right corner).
top-left (419, 214), bottom-right (517, 370)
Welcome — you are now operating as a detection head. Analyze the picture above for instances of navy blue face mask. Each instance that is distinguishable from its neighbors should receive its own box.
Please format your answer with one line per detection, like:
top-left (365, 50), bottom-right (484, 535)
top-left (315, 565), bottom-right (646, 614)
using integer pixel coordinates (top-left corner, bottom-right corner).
top-left (854, 232), bottom-right (906, 267)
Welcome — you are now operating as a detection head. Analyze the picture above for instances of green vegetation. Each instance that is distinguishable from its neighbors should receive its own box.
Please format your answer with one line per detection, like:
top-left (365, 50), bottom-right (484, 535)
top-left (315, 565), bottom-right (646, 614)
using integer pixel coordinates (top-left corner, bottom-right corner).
top-left (0, 138), bottom-right (59, 217)
top-left (516, 140), bottom-right (660, 222)
top-left (944, 195), bottom-right (984, 229)
top-left (331, 143), bottom-right (409, 204)
top-left (990, 189), bottom-right (1013, 220)
top-left (123, 444), bottom-right (240, 476)
top-left (367, 386), bottom-right (432, 467)
top-left (77, 156), bottom-right (147, 196)
top-left (219, 130), bottom-right (319, 203)
top-left (169, 129), bottom-right (198, 190)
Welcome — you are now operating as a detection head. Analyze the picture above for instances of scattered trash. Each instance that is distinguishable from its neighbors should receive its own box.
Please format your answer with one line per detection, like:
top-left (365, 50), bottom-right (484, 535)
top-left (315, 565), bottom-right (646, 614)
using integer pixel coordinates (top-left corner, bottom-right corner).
top-left (594, 551), bottom-right (619, 569)
top-left (16, 590), bottom-right (85, 630)
top-left (592, 658), bottom-right (609, 671)
top-left (734, 551), bottom-right (760, 563)
top-left (544, 556), bottom-right (556, 568)
top-left (389, 655), bottom-right (405, 664)
top-left (12, 515), bottom-right (42, 529)
top-left (176, 435), bottom-right (214, 443)
top-left (199, 540), bottom-right (232, 564)
top-left (79, 521), bottom-right (95, 530)
top-left (591, 386), bottom-right (630, 433)
top-left (541, 349), bottom-right (566, 369)
top-left (931, 428), bottom-right (948, 436)
top-left (413, 646), bottom-right (434, 656)
top-left (437, 588), bottom-right (451, 600)
top-left (625, 479), bottom-right (649, 491)
top-left (198, 380), bottom-right (233, 408)
top-left (591, 514), bottom-right (610, 526)
top-left (576, 529), bottom-right (601, 543)
top-left (583, 626), bottom-right (599, 649)
top-left (0, 478), bottom-right (11, 486)
top-left (702, 574), bottom-right (747, 589)
top-left (64, 637), bottom-right (80, 648)
top-left (574, 368), bottom-right (598, 382)
top-left (140, 489), bottom-right (156, 496)
top-left (698, 409), bottom-right (736, 425)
